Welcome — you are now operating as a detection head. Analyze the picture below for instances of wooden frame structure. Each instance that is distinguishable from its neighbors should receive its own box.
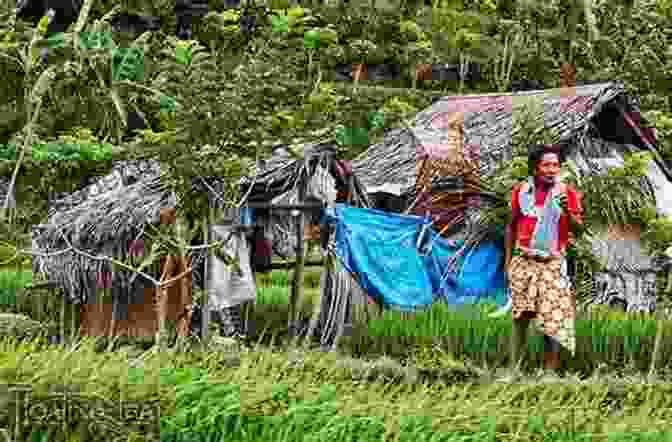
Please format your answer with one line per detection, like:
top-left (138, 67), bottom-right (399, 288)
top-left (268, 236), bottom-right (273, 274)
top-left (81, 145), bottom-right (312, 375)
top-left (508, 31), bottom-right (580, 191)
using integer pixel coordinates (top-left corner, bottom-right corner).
top-left (199, 157), bottom-right (330, 341)
top-left (196, 147), bottom-right (372, 345)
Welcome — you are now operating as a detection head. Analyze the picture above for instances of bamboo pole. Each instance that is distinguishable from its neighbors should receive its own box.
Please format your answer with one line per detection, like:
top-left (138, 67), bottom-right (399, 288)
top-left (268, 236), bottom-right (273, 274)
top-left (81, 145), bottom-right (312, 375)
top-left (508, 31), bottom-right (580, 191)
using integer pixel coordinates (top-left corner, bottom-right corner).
top-left (71, 298), bottom-right (78, 342)
top-left (177, 254), bottom-right (192, 338)
top-left (303, 151), bottom-right (336, 349)
top-left (304, 252), bottom-right (330, 350)
top-left (649, 291), bottom-right (666, 378)
top-left (60, 291), bottom-right (66, 343)
top-left (289, 167), bottom-right (308, 338)
top-left (201, 209), bottom-right (211, 341)
top-left (156, 256), bottom-right (174, 348)
top-left (649, 312), bottom-right (663, 378)
top-left (108, 285), bottom-right (118, 339)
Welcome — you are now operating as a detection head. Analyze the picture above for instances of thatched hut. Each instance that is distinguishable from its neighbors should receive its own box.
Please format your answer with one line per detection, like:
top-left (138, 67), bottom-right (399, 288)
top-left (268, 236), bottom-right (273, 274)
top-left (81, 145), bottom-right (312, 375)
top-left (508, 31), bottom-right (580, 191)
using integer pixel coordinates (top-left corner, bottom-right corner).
top-left (31, 159), bottom-right (195, 339)
top-left (352, 80), bottom-right (669, 313)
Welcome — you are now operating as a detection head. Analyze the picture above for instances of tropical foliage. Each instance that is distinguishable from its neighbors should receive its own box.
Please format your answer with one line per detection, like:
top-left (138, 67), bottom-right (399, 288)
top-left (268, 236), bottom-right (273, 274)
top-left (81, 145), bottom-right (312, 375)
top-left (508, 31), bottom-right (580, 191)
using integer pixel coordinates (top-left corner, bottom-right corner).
top-left (0, 0), bottom-right (667, 315)
top-left (0, 3), bottom-right (671, 440)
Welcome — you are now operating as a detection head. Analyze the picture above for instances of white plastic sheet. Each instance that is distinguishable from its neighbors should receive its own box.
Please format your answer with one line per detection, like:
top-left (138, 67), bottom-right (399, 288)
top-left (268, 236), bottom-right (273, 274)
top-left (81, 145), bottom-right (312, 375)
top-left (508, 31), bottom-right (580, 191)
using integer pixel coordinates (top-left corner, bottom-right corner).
top-left (207, 225), bottom-right (256, 309)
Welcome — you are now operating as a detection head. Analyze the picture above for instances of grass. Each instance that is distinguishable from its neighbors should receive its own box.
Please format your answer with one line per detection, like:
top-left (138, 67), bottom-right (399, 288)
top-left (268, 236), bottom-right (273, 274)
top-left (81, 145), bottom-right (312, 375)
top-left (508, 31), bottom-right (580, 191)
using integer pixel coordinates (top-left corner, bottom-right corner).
top-left (3, 337), bottom-right (672, 441)
top-left (2, 268), bottom-right (672, 373)
top-left (257, 269), bottom-right (322, 289)
top-left (0, 268), bottom-right (32, 307)
top-left (3, 268), bottom-right (672, 441)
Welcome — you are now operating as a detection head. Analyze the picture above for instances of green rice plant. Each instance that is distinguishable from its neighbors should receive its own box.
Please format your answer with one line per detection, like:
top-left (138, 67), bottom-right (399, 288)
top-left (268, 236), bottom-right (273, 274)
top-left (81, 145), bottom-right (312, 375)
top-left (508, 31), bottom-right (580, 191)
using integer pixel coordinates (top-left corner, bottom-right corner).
top-left (257, 270), bottom-right (322, 288)
top-left (5, 336), bottom-right (672, 441)
top-left (366, 301), bottom-right (510, 341)
top-left (0, 269), bottom-right (32, 308)
top-left (357, 300), bottom-right (672, 371)
top-left (257, 285), bottom-right (294, 306)
top-left (256, 285), bottom-right (319, 311)
top-left (256, 285), bottom-right (320, 306)
top-left (0, 269), bottom-right (67, 330)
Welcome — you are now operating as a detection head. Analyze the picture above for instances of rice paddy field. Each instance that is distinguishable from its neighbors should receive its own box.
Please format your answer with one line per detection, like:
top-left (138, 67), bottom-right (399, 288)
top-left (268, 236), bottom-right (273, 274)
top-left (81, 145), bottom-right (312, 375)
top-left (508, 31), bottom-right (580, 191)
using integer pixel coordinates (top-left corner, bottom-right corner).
top-left (2, 267), bottom-right (672, 441)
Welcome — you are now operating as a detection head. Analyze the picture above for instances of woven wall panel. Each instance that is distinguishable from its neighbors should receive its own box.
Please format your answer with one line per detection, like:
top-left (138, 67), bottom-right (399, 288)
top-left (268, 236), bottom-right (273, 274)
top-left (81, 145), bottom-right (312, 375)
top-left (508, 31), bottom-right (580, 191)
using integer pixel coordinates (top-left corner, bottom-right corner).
top-left (79, 277), bottom-right (191, 338)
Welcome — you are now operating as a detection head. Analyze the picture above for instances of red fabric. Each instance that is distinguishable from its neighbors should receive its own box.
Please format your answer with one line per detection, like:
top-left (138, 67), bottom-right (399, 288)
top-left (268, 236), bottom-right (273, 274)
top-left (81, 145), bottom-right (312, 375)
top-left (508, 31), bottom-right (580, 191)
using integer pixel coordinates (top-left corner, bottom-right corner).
top-left (622, 110), bottom-right (657, 147)
top-left (254, 238), bottom-right (272, 258)
top-left (335, 160), bottom-right (353, 177)
top-left (511, 181), bottom-right (583, 255)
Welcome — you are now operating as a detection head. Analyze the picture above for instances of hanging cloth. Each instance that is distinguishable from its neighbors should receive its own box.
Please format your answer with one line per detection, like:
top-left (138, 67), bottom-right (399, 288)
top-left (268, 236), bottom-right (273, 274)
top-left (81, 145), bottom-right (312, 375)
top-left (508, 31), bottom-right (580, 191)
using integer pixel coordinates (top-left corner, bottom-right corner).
top-left (207, 225), bottom-right (257, 309)
top-left (251, 224), bottom-right (273, 273)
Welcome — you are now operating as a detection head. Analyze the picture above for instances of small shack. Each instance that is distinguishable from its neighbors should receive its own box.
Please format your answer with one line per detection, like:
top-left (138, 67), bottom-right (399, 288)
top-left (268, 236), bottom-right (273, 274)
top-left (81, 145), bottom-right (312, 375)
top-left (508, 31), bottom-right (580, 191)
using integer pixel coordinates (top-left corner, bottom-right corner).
top-left (31, 159), bottom-right (199, 339)
top-left (193, 142), bottom-right (372, 340)
top-left (352, 80), bottom-right (669, 314)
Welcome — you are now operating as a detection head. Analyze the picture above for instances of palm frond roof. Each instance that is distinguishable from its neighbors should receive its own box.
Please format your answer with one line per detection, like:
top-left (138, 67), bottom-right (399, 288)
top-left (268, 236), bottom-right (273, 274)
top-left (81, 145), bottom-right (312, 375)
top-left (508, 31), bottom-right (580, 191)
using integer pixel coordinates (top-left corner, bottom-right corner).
top-left (353, 81), bottom-right (640, 195)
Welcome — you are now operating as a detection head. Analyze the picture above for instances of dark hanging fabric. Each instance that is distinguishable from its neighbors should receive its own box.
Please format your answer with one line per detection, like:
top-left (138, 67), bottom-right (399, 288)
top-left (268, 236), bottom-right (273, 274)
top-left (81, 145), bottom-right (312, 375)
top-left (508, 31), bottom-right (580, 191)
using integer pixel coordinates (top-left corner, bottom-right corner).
top-left (369, 192), bottom-right (405, 213)
top-left (334, 160), bottom-right (353, 178)
top-left (320, 218), bottom-right (332, 251)
top-left (111, 271), bottom-right (130, 322)
top-left (250, 225), bottom-right (272, 273)
top-left (565, 247), bottom-right (577, 285)
top-left (190, 233), bottom-right (205, 290)
top-left (189, 303), bottom-right (203, 337)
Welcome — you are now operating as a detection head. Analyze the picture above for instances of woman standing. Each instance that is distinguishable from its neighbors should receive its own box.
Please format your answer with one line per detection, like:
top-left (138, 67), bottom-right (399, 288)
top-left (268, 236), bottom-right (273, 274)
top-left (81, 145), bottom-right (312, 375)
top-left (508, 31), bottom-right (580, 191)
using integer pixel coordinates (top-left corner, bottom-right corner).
top-left (506, 143), bottom-right (585, 373)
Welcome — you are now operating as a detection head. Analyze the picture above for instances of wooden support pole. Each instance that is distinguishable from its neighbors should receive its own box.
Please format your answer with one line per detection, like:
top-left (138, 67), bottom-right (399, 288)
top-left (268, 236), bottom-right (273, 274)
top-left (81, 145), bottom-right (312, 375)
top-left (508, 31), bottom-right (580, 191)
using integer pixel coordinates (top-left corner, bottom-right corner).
top-left (109, 285), bottom-right (118, 339)
top-left (304, 254), bottom-right (329, 350)
top-left (156, 255), bottom-right (174, 347)
top-left (303, 150), bottom-right (335, 348)
top-left (649, 311), bottom-right (664, 378)
top-left (155, 207), bottom-right (177, 347)
top-left (60, 292), bottom-right (66, 342)
top-left (243, 202), bottom-right (324, 210)
top-left (71, 298), bottom-right (78, 342)
top-left (201, 209), bottom-right (211, 341)
top-left (289, 168), bottom-right (307, 337)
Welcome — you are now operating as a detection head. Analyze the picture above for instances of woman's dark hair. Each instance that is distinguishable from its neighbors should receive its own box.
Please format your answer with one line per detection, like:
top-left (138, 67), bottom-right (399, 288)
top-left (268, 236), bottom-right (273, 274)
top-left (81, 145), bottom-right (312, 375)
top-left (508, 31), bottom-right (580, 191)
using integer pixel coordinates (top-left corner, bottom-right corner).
top-left (527, 143), bottom-right (568, 176)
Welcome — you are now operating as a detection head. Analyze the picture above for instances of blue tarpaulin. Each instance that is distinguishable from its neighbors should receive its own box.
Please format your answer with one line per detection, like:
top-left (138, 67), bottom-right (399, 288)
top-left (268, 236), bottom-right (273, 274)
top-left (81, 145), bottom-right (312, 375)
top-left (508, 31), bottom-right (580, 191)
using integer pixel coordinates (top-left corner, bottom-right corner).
top-left (324, 205), bottom-right (509, 311)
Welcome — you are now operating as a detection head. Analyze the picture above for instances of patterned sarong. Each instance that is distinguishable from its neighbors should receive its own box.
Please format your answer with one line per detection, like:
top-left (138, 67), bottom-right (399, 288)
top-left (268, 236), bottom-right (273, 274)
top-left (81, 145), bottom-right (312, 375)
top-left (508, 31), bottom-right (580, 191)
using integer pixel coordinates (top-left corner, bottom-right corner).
top-left (509, 253), bottom-right (576, 355)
